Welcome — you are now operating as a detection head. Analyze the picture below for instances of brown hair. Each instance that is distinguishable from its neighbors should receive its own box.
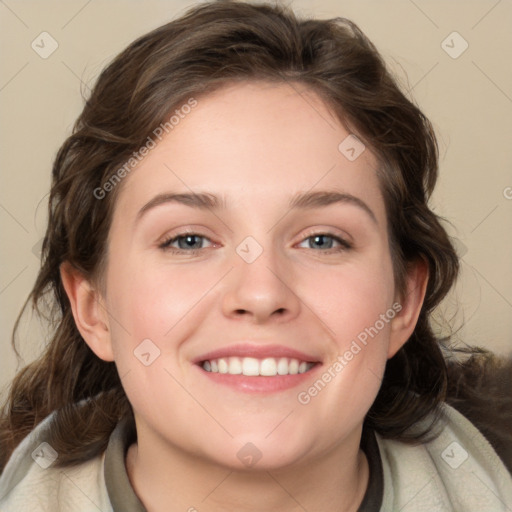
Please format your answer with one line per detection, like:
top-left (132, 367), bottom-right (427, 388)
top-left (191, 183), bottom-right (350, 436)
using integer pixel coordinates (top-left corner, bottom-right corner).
top-left (0, 0), bottom-right (461, 470)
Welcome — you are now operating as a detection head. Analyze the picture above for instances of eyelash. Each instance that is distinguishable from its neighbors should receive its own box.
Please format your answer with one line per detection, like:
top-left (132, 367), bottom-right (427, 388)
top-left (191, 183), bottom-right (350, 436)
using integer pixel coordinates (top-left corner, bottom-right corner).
top-left (158, 231), bottom-right (352, 255)
top-left (158, 233), bottom-right (215, 254)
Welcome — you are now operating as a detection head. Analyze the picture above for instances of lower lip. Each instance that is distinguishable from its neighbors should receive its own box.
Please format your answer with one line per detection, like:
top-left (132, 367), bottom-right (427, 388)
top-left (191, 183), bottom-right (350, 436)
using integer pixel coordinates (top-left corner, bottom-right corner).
top-left (195, 364), bottom-right (321, 393)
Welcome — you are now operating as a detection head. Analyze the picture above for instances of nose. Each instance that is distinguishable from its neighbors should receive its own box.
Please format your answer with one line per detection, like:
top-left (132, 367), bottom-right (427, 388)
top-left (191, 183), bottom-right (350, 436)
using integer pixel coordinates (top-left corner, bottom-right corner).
top-left (221, 244), bottom-right (301, 324)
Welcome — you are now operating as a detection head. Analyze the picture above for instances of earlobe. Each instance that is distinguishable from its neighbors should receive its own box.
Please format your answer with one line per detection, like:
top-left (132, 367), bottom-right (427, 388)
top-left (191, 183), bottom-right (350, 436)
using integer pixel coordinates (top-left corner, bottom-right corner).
top-left (387, 259), bottom-right (429, 359)
top-left (60, 262), bottom-right (115, 362)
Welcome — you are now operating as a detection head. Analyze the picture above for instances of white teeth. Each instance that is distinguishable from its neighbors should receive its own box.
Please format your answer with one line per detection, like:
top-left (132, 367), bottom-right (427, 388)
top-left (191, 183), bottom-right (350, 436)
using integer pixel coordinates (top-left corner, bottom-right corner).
top-left (218, 358), bottom-right (228, 374)
top-left (260, 358), bottom-right (277, 376)
top-left (201, 356), bottom-right (315, 376)
top-left (289, 359), bottom-right (299, 375)
top-left (277, 357), bottom-right (288, 375)
top-left (242, 357), bottom-right (260, 376)
top-left (228, 357), bottom-right (242, 374)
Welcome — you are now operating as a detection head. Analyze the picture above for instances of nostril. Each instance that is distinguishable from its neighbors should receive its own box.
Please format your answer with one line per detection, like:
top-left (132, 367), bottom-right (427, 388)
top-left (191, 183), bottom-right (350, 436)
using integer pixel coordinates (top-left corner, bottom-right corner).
top-left (232, 307), bottom-right (287, 318)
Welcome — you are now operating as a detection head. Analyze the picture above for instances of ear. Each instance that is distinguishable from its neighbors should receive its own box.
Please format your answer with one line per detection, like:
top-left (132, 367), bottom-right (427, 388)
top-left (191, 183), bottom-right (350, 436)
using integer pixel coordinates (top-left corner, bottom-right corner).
top-left (60, 261), bottom-right (114, 362)
top-left (387, 258), bottom-right (429, 359)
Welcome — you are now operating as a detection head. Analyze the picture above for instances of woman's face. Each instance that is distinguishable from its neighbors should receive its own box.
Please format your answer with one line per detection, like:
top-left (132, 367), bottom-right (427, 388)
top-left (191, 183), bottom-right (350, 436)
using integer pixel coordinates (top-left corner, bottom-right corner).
top-left (96, 81), bottom-right (413, 469)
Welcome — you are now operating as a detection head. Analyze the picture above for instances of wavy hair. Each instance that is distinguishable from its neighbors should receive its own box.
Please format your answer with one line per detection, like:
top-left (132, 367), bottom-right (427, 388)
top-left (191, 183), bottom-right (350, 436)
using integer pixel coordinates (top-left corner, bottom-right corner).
top-left (0, 0), bottom-right (461, 470)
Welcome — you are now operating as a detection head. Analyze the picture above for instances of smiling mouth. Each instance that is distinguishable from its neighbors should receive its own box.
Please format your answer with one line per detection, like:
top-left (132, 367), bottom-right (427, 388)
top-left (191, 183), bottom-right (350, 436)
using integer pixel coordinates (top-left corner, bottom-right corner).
top-left (199, 356), bottom-right (317, 376)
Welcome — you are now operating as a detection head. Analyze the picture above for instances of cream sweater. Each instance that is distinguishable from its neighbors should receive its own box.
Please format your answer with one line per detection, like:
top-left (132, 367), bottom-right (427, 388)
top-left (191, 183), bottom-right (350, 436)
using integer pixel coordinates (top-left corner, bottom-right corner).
top-left (0, 402), bottom-right (511, 511)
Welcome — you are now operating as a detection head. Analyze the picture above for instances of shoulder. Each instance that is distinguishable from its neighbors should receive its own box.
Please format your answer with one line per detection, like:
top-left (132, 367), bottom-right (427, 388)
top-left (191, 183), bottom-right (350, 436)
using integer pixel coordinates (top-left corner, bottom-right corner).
top-left (445, 352), bottom-right (512, 472)
top-left (0, 411), bottom-right (112, 512)
top-left (376, 401), bottom-right (512, 512)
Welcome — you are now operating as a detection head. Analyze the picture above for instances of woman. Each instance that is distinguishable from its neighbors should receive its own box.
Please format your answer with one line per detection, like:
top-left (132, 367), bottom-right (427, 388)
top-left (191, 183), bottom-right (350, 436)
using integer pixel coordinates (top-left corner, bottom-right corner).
top-left (0, 1), bottom-right (510, 510)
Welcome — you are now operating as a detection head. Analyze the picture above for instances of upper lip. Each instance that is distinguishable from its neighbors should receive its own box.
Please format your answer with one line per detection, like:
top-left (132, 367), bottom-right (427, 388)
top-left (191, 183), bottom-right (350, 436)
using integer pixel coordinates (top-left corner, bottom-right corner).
top-left (192, 343), bottom-right (322, 364)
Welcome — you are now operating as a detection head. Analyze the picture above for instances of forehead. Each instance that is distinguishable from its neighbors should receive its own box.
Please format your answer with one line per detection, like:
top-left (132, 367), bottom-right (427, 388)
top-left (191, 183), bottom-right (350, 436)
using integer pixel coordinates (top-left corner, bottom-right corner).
top-left (113, 81), bottom-right (386, 224)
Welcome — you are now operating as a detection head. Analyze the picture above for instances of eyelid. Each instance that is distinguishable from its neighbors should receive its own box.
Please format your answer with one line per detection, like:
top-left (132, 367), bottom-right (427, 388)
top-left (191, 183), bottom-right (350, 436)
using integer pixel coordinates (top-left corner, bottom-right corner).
top-left (159, 234), bottom-right (211, 248)
top-left (157, 227), bottom-right (217, 251)
top-left (296, 226), bottom-right (353, 246)
top-left (157, 225), bottom-right (354, 254)
top-left (295, 233), bottom-right (352, 251)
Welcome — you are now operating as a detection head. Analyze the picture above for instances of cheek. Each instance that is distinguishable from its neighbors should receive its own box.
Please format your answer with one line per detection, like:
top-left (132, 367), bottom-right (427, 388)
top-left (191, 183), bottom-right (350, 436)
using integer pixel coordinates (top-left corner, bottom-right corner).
top-left (105, 254), bottom-right (209, 343)
top-left (301, 255), bottom-right (395, 342)
top-left (102, 261), bottom-right (186, 417)
top-left (294, 254), bottom-right (395, 411)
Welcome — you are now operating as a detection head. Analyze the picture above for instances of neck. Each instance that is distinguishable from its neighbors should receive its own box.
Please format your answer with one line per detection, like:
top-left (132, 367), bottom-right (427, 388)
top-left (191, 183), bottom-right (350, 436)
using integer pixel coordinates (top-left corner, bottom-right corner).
top-left (125, 423), bottom-right (369, 512)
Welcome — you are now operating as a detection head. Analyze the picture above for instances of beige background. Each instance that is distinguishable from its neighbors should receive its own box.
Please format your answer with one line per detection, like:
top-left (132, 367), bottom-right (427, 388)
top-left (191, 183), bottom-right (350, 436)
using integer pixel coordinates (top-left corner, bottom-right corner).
top-left (1, 0), bottom-right (511, 398)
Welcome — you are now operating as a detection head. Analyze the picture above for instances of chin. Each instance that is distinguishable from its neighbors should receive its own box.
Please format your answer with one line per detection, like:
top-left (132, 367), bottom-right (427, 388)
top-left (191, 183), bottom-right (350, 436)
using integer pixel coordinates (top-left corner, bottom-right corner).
top-left (204, 430), bottom-right (314, 472)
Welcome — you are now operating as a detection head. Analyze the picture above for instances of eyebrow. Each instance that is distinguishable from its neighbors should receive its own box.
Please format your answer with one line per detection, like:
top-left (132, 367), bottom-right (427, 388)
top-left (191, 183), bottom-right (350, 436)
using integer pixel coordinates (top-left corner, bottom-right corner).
top-left (136, 190), bottom-right (377, 224)
top-left (289, 191), bottom-right (377, 224)
top-left (137, 192), bottom-right (223, 220)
